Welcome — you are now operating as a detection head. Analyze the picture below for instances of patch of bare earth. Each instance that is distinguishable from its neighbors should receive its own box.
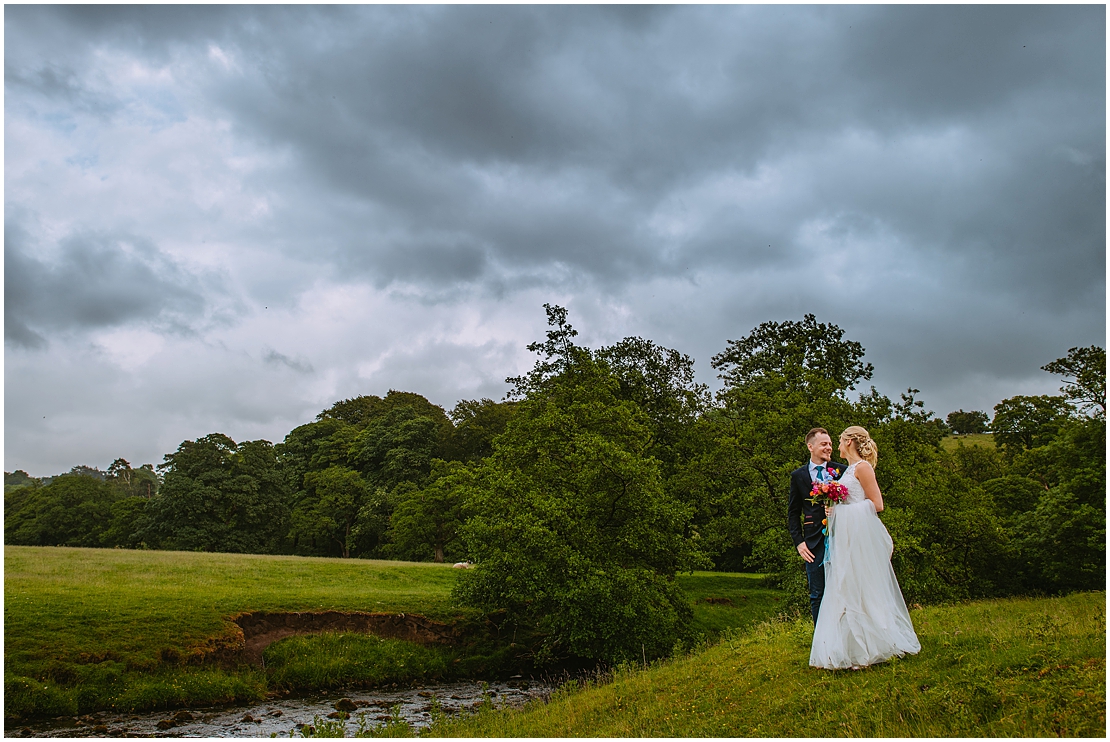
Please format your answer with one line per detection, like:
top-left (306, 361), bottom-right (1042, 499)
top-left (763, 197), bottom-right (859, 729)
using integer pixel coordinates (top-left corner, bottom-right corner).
top-left (220, 612), bottom-right (458, 666)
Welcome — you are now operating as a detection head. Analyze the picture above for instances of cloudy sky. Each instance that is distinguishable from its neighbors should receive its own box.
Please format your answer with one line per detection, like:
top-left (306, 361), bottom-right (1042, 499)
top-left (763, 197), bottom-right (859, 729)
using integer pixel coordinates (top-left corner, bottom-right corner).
top-left (5, 5), bottom-right (1105, 476)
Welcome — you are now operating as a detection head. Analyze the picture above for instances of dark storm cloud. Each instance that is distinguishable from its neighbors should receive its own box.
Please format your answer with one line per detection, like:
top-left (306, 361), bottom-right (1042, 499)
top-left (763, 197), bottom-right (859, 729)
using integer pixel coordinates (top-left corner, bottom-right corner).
top-left (4, 4), bottom-right (241, 61)
top-left (5, 63), bottom-right (124, 119)
top-left (3, 4), bottom-right (1103, 474)
top-left (9, 5), bottom-right (1102, 300)
top-left (169, 4), bottom-right (1100, 302)
top-left (840, 5), bottom-right (1103, 119)
top-left (4, 219), bottom-right (206, 348)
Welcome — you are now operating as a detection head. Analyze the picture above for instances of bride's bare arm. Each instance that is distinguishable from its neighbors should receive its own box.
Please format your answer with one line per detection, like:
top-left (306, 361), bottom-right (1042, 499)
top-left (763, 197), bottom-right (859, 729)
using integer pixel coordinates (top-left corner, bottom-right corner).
top-left (854, 461), bottom-right (884, 512)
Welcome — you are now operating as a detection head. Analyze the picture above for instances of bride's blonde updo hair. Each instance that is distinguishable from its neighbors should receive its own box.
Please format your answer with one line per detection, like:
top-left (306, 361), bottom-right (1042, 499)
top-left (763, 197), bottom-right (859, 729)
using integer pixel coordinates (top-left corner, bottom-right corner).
top-left (841, 426), bottom-right (878, 468)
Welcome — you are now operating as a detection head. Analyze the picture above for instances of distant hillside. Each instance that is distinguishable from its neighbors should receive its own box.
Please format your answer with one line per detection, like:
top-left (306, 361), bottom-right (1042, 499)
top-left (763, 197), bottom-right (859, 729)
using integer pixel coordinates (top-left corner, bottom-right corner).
top-left (939, 432), bottom-right (995, 451)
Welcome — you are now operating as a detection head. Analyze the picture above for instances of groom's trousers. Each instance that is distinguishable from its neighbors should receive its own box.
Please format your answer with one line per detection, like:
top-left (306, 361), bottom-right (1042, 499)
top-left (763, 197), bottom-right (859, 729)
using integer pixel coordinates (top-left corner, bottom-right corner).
top-left (805, 537), bottom-right (826, 623)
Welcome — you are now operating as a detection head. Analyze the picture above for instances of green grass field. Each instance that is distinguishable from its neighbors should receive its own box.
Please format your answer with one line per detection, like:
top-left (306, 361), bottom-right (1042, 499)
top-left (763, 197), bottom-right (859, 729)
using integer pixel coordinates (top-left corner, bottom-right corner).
top-left (3, 547), bottom-right (471, 720)
top-left (4, 546), bottom-right (463, 672)
top-left (940, 433), bottom-right (995, 452)
top-left (3, 546), bottom-right (782, 721)
top-left (430, 591), bottom-right (1105, 737)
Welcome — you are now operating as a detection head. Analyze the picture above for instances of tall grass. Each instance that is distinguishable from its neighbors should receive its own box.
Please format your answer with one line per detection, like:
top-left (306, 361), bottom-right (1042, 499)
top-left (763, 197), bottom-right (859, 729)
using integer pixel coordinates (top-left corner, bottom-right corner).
top-left (429, 592), bottom-right (1105, 737)
top-left (265, 634), bottom-right (450, 690)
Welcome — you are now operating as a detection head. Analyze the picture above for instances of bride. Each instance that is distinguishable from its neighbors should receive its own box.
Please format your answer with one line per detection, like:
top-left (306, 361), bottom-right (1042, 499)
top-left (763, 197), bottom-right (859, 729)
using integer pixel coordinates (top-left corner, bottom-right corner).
top-left (810, 426), bottom-right (920, 669)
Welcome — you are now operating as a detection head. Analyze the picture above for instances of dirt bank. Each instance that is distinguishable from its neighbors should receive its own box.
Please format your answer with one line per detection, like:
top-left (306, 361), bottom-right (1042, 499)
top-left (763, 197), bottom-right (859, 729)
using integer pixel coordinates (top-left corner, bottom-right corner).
top-left (227, 611), bottom-right (458, 666)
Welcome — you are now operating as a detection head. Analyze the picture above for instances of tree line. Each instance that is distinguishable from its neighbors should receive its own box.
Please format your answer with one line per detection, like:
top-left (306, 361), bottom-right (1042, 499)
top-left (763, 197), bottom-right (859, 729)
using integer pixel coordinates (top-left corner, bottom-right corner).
top-left (5, 308), bottom-right (1104, 665)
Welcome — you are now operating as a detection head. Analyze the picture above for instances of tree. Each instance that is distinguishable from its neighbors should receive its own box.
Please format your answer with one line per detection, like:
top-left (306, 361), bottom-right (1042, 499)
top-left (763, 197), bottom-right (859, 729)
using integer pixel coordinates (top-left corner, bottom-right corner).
top-left (353, 405), bottom-right (443, 488)
top-left (67, 465), bottom-right (107, 480)
top-left (1042, 345), bottom-right (1105, 417)
top-left (455, 306), bottom-right (706, 664)
top-left (4, 470), bottom-right (35, 487)
top-left (4, 471), bottom-right (39, 521)
top-left (349, 486), bottom-right (393, 557)
top-left (313, 391), bottom-right (454, 467)
top-left (946, 409), bottom-right (990, 435)
top-left (290, 465), bottom-right (368, 558)
top-left (107, 458), bottom-right (159, 498)
top-left (4, 474), bottom-right (118, 547)
top-left (846, 388), bottom-right (1013, 602)
top-left (925, 417), bottom-right (951, 438)
top-left (279, 391), bottom-right (452, 557)
top-left (693, 310), bottom-right (1013, 607)
top-left (317, 394), bottom-right (388, 427)
top-left (879, 463), bottom-right (1009, 604)
top-left (596, 336), bottom-right (712, 472)
top-left (991, 395), bottom-right (1071, 454)
top-left (140, 434), bottom-right (291, 553)
top-left (711, 314), bottom-right (873, 396)
top-left (981, 476), bottom-right (1045, 516)
top-left (1007, 415), bottom-right (1105, 592)
top-left (446, 399), bottom-right (518, 462)
top-left (387, 460), bottom-right (470, 562)
top-left (101, 496), bottom-right (149, 548)
top-left (278, 417), bottom-right (358, 483)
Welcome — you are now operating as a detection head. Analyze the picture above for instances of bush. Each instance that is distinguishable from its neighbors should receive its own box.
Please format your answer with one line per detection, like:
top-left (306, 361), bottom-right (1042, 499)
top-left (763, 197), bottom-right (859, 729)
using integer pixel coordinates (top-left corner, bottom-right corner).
top-left (455, 307), bottom-right (704, 665)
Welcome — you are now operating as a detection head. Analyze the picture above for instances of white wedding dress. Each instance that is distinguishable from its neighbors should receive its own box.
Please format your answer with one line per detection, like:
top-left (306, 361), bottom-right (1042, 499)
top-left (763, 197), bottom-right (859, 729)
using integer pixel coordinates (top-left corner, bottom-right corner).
top-left (809, 462), bottom-right (920, 669)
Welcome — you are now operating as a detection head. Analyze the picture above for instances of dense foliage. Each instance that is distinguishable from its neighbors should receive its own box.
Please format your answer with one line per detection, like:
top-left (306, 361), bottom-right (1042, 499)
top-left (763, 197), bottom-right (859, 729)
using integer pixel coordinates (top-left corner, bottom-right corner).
top-left (454, 306), bottom-right (706, 663)
top-left (5, 310), bottom-right (1103, 666)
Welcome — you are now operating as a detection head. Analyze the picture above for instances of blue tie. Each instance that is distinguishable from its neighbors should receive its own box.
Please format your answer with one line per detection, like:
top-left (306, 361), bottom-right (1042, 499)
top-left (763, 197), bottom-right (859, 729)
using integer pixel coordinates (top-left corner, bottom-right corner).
top-left (815, 466), bottom-right (825, 482)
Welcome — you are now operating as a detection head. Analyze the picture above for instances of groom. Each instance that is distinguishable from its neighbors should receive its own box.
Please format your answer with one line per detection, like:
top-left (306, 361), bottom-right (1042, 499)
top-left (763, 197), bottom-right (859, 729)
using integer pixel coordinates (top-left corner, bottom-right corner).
top-left (787, 427), bottom-right (845, 623)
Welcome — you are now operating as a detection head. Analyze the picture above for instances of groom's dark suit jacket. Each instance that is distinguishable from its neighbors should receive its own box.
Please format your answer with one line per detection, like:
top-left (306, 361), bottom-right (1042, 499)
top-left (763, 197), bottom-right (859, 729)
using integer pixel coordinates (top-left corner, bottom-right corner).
top-left (787, 460), bottom-right (846, 553)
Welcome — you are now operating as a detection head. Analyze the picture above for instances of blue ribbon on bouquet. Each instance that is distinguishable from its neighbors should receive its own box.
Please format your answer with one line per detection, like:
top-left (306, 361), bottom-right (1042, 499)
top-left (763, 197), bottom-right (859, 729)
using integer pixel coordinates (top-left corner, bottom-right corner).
top-left (816, 466), bottom-right (833, 567)
top-left (821, 517), bottom-right (833, 567)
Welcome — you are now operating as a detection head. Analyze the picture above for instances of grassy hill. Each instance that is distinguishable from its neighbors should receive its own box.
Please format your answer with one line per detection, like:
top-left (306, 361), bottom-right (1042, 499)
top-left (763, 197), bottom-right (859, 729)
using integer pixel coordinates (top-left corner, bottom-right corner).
top-left (939, 432), bottom-right (995, 452)
top-left (430, 591), bottom-right (1105, 737)
top-left (3, 546), bottom-right (781, 720)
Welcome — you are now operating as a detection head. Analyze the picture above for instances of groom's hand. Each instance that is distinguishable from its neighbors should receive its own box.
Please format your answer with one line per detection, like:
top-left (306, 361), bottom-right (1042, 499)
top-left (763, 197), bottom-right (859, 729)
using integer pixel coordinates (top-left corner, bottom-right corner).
top-left (797, 542), bottom-right (815, 563)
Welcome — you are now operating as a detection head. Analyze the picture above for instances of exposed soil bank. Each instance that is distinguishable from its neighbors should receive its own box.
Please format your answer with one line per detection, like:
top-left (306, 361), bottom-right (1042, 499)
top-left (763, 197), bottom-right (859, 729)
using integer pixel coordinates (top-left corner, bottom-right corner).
top-left (228, 611), bottom-right (457, 666)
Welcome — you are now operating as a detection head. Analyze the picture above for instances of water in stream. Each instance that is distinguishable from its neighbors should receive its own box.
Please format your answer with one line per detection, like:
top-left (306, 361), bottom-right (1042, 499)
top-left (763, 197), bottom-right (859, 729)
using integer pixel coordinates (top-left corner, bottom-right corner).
top-left (11, 679), bottom-right (551, 738)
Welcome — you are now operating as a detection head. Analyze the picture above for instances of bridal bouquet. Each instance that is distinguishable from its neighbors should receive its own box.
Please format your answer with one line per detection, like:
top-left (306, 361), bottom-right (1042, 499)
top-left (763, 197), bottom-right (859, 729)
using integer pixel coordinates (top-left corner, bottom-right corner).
top-left (808, 474), bottom-right (850, 507)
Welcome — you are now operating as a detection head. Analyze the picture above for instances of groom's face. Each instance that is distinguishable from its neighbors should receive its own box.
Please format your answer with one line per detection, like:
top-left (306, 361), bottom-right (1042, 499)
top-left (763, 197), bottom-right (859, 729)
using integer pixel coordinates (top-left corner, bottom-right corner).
top-left (808, 432), bottom-right (833, 464)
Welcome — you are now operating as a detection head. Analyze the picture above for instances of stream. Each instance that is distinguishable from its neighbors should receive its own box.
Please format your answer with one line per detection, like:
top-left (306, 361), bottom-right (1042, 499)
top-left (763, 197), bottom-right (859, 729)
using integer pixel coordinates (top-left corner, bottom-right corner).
top-left (10, 679), bottom-right (552, 738)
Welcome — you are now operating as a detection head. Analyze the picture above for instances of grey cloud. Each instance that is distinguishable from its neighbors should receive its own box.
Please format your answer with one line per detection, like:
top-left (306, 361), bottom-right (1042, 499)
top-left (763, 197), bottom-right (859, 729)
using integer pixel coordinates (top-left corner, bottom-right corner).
top-left (9, 5), bottom-right (1101, 298)
top-left (4, 4), bottom-right (241, 64)
top-left (840, 5), bottom-right (1104, 123)
top-left (185, 5), bottom-right (1100, 296)
top-left (4, 64), bottom-right (116, 115)
top-left (4, 220), bottom-right (206, 347)
top-left (262, 348), bottom-right (314, 375)
top-left (3, 5), bottom-right (1103, 474)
